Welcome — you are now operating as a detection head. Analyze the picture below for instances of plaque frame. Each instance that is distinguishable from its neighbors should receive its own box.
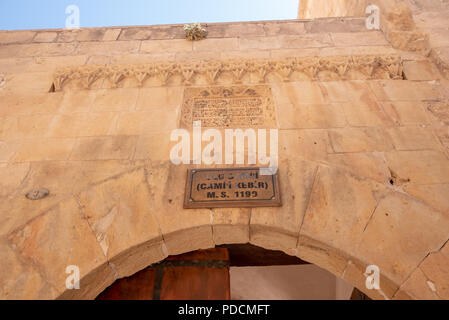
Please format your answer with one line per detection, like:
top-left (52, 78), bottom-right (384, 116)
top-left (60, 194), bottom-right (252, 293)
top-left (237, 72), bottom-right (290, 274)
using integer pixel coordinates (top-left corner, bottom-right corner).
top-left (183, 167), bottom-right (282, 209)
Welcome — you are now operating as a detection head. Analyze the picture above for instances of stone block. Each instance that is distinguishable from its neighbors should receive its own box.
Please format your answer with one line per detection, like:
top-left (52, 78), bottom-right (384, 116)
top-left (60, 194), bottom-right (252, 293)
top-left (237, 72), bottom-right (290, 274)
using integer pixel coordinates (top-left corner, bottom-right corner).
top-left (279, 129), bottom-right (332, 162)
top-left (370, 81), bottom-right (441, 101)
top-left (91, 88), bottom-right (138, 112)
top-left (250, 158), bottom-right (318, 254)
top-left (77, 168), bottom-right (164, 277)
top-left (133, 133), bottom-right (173, 161)
top-left (212, 208), bottom-right (250, 245)
top-left (12, 138), bottom-right (75, 162)
top-left (33, 32), bottom-right (58, 43)
top-left (140, 39), bottom-right (192, 53)
top-left (381, 101), bottom-right (430, 125)
top-left (7, 197), bottom-right (114, 297)
top-left (328, 127), bottom-right (394, 152)
top-left (0, 240), bottom-right (59, 299)
top-left (280, 34), bottom-right (333, 48)
top-left (301, 166), bottom-right (386, 255)
top-left (403, 60), bottom-right (442, 80)
top-left (385, 150), bottom-right (449, 184)
top-left (70, 136), bottom-right (137, 161)
top-left (325, 152), bottom-right (391, 183)
top-left (193, 38), bottom-right (239, 52)
top-left (0, 31), bottom-right (35, 44)
top-left (144, 162), bottom-right (213, 255)
top-left (420, 250), bottom-right (449, 299)
top-left (387, 126), bottom-right (440, 150)
top-left (331, 32), bottom-right (389, 47)
top-left (278, 103), bottom-right (347, 129)
top-left (356, 192), bottom-right (449, 284)
top-left (76, 41), bottom-right (140, 55)
top-left (136, 86), bottom-right (183, 110)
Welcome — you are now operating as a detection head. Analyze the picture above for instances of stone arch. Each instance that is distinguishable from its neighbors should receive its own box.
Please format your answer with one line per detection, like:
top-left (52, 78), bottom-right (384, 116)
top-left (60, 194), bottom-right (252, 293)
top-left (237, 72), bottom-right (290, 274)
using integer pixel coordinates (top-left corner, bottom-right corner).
top-left (14, 160), bottom-right (441, 301)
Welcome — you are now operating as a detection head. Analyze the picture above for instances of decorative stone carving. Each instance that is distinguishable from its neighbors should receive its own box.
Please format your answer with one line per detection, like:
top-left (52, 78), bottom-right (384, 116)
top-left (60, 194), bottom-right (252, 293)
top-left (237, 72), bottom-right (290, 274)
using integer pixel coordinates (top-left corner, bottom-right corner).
top-left (52, 54), bottom-right (404, 91)
top-left (180, 85), bottom-right (276, 128)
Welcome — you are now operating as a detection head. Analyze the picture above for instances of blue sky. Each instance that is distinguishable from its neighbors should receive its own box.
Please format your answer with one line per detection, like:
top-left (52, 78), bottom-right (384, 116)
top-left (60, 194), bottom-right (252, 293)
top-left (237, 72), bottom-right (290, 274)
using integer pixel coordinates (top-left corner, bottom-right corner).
top-left (0, 0), bottom-right (299, 30)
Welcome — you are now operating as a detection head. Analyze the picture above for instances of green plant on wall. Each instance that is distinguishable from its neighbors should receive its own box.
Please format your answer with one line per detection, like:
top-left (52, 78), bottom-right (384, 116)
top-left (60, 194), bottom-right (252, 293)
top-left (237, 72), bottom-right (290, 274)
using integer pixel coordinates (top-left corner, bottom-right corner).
top-left (184, 23), bottom-right (208, 41)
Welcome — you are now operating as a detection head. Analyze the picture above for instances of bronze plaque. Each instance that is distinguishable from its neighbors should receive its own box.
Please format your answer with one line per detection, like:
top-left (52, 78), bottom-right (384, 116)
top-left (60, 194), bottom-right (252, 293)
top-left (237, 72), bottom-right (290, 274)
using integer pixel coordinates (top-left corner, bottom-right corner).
top-left (184, 168), bottom-right (281, 209)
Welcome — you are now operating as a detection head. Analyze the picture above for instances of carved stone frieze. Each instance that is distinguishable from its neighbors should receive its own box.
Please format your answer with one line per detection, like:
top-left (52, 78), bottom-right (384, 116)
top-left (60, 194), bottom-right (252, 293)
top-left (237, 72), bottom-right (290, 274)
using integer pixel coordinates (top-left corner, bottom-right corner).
top-left (53, 54), bottom-right (404, 91)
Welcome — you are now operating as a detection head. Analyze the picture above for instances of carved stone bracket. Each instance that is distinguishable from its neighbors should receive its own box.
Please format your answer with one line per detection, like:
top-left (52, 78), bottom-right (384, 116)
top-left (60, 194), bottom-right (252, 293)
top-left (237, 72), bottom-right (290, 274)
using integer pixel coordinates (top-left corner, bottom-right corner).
top-left (53, 54), bottom-right (404, 91)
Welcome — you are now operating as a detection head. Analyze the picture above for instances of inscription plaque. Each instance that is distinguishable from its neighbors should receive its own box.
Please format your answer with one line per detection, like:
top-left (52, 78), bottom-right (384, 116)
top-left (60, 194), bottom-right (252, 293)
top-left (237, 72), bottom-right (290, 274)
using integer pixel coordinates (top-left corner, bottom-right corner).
top-left (180, 86), bottom-right (276, 128)
top-left (184, 168), bottom-right (281, 209)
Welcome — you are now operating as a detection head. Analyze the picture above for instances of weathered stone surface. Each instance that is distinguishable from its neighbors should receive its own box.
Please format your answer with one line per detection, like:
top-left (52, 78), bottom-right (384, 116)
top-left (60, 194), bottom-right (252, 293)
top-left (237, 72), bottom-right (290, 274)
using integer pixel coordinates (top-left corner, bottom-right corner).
top-left (141, 39), bottom-right (192, 53)
top-left (193, 38), bottom-right (239, 52)
top-left (342, 259), bottom-right (399, 300)
top-left (91, 88), bottom-right (139, 112)
top-left (370, 81), bottom-right (441, 101)
top-left (385, 150), bottom-right (449, 184)
top-left (70, 136), bottom-right (137, 161)
top-left (76, 41), bottom-right (140, 55)
top-left (136, 87), bottom-right (183, 110)
top-left (12, 138), bottom-right (75, 162)
top-left (1, 13), bottom-right (449, 300)
top-left (7, 197), bottom-right (115, 297)
top-left (419, 250), bottom-right (449, 299)
top-left (0, 163), bottom-right (30, 198)
top-left (212, 208), bottom-right (250, 245)
top-left (0, 141), bottom-right (20, 162)
top-left (296, 235), bottom-right (349, 277)
top-left (77, 168), bottom-right (165, 278)
top-left (325, 152), bottom-right (390, 183)
top-left (387, 126), bottom-right (441, 150)
top-left (300, 166), bottom-right (387, 256)
top-left (279, 129), bottom-right (332, 162)
top-left (304, 18), bottom-right (365, 33)
top-left (331, 32), bottom-right (389, 47)
top-left (33, 32), bottom-right (58, 43)
top-left (298, 0), bottom-right (367, 19)
top-left (394, 267), bottom-right (440, 300)
top-left (145, 162), bottom-right (214, 255)
top-left (1, 114), bottom-right (54, 139)
top-left (116, 110), bottom-right (178, 135)
top-left (19, 160), bottom-right (142, 196)
top-left (0, 43), bottom-right (76, 58)
top-left (328, 128), bottom-right (394, 153)
top-left (279, 34), bottom-right (333, 49)
top-left (403, 184), bottom-right (449, 214)
top-left (356, 192), bottom-right (449, 284)
top-left (381, 101), bottom-right (430, 125)
top-left (250, 159), bottom-right (318, 254)
top-left (272, 82), bottom-right (326, 105)
top-left (403, 60), bottom-right (442, 80)
top-left (0, 239), bottom-right (59, 299)
top-left (0, 31), bottom-right (36, 44)
top-left (278, 103), bottom-right (347, 129)
top-left (264, 22), bottom-right (306, 36)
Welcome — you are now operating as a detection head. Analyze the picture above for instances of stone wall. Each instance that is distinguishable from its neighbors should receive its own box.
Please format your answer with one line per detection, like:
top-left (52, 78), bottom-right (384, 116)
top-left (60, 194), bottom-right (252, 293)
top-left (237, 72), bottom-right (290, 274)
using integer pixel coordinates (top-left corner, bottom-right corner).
top-left (0, 17), bottom-right (448, 300)
top-left (298, 0), bottom-right (368, 19)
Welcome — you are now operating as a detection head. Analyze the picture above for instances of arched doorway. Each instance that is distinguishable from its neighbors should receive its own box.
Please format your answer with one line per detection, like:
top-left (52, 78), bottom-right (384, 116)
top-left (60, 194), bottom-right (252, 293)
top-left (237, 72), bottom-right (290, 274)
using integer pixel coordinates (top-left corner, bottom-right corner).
top-left (95, 245), bottom-right (367, 300)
